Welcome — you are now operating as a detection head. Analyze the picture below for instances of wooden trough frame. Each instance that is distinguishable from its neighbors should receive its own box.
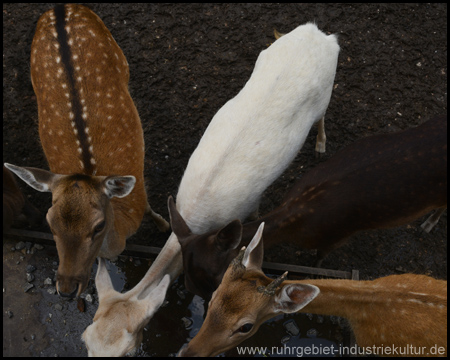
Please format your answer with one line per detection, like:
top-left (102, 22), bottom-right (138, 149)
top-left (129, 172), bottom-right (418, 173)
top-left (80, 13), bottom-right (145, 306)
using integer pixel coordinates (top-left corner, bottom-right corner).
top-left (4, 228), bottom-right (359, 280)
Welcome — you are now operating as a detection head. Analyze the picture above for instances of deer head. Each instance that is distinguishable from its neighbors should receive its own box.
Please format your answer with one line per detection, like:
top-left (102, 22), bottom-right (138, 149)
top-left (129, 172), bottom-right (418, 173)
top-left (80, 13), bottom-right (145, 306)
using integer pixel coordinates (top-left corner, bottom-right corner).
top-left (82, 258), bottom-right (170, 357)
top-left (178, 223), bottom-right (320, 357)
top-left (168, 195), bottom-right (243, 300)
top-left (179, 224), bottom-right (447, 357)
top-left (5, 163), bottom-right (135, 297)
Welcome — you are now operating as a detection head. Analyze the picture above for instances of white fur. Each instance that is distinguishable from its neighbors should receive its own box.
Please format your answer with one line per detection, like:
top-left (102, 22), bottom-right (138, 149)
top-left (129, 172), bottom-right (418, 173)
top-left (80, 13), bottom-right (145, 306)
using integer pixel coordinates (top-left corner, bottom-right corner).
top-left (177, 23), bottom-right (339, 234)
top-left (145, 22), bottom-right (339, 285)
top-left (86, 23), bottom-right (339, 355)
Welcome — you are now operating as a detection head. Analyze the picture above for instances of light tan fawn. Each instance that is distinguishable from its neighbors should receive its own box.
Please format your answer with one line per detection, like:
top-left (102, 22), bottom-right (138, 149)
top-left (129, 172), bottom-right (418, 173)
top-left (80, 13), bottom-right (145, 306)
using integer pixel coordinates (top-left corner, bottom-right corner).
top-left (180, 224), bottom-right (447, 357)
top-left (5, 4), bottom-right (168, 298)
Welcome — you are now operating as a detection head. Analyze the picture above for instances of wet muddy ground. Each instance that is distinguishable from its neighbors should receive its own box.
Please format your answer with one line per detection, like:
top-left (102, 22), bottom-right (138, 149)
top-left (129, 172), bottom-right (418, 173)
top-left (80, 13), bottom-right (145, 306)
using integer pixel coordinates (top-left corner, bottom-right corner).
top-left (3, 237), bottom-right (351, 356)
top-left (3, 3), bottom-right (447, 357)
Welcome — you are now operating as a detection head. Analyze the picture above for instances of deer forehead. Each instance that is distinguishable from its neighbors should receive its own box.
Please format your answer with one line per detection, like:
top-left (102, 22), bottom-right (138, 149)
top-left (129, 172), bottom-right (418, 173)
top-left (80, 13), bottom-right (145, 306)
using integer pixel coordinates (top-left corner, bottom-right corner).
top-left (83, 324), bottom-right (136, 357)
top-left (95, 297), bottom-right (147, 328)
top-left (211, 274), bottom-right (272, 319)
top-left (49, 177), bottom-right (106, 228)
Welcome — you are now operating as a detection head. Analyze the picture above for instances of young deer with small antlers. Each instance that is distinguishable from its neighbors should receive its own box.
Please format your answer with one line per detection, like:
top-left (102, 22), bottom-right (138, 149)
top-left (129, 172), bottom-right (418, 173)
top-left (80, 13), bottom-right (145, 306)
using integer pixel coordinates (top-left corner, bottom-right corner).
top-left (5, 4), bottom-right (168, 298)
top-left (173, 116), bottom-right (447, 300)
top-left (179, 224), bottom-right (447, 357)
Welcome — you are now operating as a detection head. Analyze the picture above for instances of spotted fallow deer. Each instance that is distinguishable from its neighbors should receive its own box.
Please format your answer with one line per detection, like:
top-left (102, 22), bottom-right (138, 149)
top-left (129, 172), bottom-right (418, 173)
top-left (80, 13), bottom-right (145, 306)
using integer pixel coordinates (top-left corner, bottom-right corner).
top-left (179, 223), bottom-right (447, 357)
top-left (81, 22), bottom-right (339, 356)
top-left (172, 115), bottom-right (447, 300)
top-left (4, 4), bottom-right (169, 298)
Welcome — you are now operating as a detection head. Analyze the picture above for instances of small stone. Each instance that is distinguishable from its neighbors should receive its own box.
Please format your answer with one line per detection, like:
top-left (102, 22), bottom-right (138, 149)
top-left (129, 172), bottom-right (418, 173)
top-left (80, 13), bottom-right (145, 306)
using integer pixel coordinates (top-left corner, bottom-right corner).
top-left (281, 335), bottom-right (291, 344)
top-left (15, 242), bottom-right (26, 250)
top-left (44, 278), bottom-right (53, 285)
top-left (26, 265), bottom-right (36, 273)
top-left (283, 319), bottom-right (300, 336)
top-left (55, 304), bottom-right (63, 311)
top-left (47, 287), bottom-right (57, 295)
top-left (26, 273), bottom-right (35, 282)
top-left (181, 317), bottom-right (193, 329)
top-left (24, 283), bottom-right (34, 292)
top-left (7, 310), bottom-right (14, 318)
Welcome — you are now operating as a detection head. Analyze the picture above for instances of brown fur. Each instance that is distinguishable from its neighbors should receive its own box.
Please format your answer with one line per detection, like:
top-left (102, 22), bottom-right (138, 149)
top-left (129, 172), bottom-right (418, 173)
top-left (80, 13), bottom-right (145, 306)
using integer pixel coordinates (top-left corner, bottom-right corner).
top-left (176, 116), bottom-right (447, 300)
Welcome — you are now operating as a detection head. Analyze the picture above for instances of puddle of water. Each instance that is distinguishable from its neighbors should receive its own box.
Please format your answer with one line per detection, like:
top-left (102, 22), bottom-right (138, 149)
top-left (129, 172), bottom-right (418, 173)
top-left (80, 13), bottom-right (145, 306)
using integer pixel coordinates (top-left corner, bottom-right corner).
top-left (3, 239), bottom-right (348, 357)
top-left (104, 258), bottom-right (348, 357)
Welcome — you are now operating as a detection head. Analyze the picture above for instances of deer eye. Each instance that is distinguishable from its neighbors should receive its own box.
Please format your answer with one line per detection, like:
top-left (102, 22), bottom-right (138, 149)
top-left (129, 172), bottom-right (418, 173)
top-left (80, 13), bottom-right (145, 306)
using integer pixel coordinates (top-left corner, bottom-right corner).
top-left (238, 323), bottom-right (253, 333)
top-left (93, 221), bottom-right (106, 237)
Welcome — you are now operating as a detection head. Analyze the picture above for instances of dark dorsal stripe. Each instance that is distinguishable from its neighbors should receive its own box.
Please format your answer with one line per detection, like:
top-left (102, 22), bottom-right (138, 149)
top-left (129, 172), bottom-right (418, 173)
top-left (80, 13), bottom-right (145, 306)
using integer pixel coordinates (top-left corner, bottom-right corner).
top-left (54, 4), bottom-right (94, 175)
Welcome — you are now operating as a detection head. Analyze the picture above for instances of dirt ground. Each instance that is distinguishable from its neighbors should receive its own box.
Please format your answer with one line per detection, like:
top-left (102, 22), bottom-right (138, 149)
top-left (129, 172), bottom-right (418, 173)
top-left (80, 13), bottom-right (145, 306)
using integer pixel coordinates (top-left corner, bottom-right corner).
top-left (3, 3), bottom-right (447, 357)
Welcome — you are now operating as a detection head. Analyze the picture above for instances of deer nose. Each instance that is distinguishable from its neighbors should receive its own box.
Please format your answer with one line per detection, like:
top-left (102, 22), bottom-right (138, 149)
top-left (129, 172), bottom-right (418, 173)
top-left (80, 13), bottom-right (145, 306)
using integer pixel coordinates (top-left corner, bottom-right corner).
top-left (57, 282), bottom-right (79, 298)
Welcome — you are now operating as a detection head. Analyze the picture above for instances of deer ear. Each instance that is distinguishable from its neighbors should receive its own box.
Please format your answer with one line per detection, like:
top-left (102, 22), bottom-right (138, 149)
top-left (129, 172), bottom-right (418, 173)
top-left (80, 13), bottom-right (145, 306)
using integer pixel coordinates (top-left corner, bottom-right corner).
top-left (4, 163), bottom-right (61, 192)
top-left (168, 196), bottom-right (192, 241)
top-left (215, 220), bottom-right (243, 251)
top-left (242, 222), bottom-right (264, 270)
top-left (102, 176), bottom-right (135, 198)
top-left (274, 283), bottom-right (320, 314)
top-left (143, 274), bottom-right (170, 319)
top-left (95, 258), bottom-right (118, 301)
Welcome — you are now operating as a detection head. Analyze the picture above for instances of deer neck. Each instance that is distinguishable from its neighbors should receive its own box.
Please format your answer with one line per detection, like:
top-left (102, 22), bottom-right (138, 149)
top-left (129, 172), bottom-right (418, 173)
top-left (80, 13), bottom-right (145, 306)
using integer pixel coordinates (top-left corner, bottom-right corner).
top-left (291, 276), bottom-right (446, 323)
top-left (97, 203), bottom-right (123, 258)
top-left (291, 278), bottom-right (385, 320)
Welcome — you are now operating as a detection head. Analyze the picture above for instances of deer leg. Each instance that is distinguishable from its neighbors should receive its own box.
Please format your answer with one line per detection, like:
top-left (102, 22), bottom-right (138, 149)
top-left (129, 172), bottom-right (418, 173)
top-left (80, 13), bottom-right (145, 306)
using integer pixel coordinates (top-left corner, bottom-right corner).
top-left (146, 202), bottom-right (170, 232)
top-left (421, 206), bottom-right (446, 233)
top-left (315, 116), bottom-right (326, 154)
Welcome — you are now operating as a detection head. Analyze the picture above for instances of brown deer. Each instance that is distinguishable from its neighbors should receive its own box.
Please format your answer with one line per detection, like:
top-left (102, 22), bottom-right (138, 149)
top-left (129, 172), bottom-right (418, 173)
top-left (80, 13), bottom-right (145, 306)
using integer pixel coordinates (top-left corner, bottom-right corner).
top-left (179, 223), bottom-right (447, 357)
top-left (5, 4), bottom-right (169, 298)
top-left (171, 115), bottom-right (447, 300)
